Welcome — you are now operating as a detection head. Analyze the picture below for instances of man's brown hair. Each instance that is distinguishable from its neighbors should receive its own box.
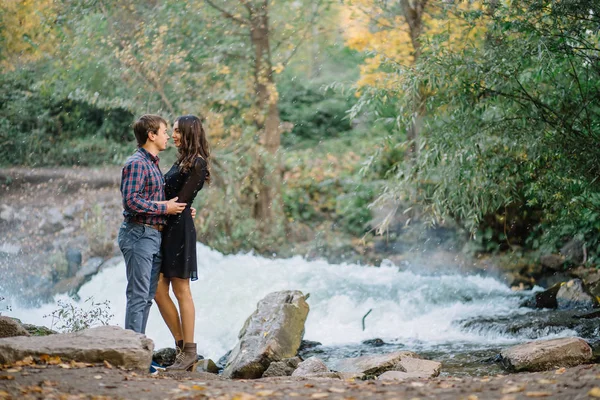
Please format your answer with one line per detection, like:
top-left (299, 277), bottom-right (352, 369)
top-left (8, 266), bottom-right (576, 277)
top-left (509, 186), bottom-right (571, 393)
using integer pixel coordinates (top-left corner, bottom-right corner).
top-left (133, 114), bottom-right (168, 147)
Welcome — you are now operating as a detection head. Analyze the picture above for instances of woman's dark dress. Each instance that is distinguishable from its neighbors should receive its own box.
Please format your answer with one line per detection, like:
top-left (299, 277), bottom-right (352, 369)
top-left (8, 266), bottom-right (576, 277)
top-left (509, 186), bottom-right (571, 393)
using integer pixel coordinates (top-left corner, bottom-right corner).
top-left (161, 157), bottom-right (207, 281)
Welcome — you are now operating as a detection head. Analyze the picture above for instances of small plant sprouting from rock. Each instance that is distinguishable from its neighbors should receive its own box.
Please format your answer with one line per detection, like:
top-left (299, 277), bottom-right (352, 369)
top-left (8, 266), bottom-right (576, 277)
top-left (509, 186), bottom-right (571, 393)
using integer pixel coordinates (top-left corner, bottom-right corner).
top-left (44, 297), bottom-right (114, 332)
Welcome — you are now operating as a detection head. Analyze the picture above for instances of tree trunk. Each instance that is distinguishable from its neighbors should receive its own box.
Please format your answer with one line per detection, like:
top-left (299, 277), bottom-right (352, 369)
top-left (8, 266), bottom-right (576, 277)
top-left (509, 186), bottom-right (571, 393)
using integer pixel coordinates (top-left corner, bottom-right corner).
top-left (249, 2), bottom-right (282, 224)
top-left (400, 0), bottom-right (427, 161)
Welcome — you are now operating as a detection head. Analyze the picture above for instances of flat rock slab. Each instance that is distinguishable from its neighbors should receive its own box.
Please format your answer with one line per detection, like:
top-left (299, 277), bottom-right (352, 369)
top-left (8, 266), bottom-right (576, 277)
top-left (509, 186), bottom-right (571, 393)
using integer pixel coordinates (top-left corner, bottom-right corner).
top-left (501, 337), bottom-right (593, 372)
top-left (333, 351), bottom-right (421, 376)
top-left (0, 325), bottom-right (153, 370)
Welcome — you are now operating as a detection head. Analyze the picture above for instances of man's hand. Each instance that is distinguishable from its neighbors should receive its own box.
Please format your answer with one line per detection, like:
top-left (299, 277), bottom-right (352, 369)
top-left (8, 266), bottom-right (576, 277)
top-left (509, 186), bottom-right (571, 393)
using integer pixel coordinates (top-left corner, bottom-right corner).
top-left (191, 207), bottom-right (197, 219)
top-left (165, 197), bottom-right (186, 215)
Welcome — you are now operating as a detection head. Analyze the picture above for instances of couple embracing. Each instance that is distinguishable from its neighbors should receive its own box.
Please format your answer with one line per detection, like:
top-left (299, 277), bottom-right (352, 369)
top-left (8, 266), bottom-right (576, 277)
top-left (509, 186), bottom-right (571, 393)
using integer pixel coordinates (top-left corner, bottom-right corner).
top-left (117, 114), bottom-right (210, 372)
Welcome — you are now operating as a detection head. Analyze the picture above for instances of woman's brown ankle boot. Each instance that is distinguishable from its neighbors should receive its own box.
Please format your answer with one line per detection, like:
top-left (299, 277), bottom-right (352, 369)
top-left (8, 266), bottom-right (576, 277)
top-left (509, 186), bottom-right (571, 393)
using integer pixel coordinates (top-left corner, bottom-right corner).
top-left (167, 343), bottom-right (197, 371)
top-left (175, 340), bottom-right (184, 355)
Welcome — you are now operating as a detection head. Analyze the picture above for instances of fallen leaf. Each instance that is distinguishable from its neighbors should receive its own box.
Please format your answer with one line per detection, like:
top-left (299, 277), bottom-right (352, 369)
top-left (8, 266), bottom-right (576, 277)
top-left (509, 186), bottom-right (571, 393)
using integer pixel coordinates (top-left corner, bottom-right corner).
top-left (410, 382), bottom-right (425, 387)
top-left (256, 390), bottom-right (276, 397)
top-left (5, 368), bottom-right (21, 373)
top-left (502, 385), bottom-right (525, 394)
top-left (103, 360), bottom-right (113, 369)
top-left (58, 364), bottom-right (71, 369)
top-left (191, 385), bottom-right (206, 391)
top-left (525, 391), bottom-right (552, 397)
top-left (311, 394), bottom-right (329, 399)
top-left (537, 379), bottom-right (556, 384)
top-left (70, 361), bottom-right (90, 368)
top-left (466, 396), bottom-right (479, 400)
top-left (329, 387), bottom-right (346, 393)
top-left (47, 356), bottom-right (62, 365)
top-left (304, 383), bottom-right (315, 388)
top-left (589, 387), bottom-right (600, 398)
top-left (94, 375), bottom-right (102, 380)
top-left (0, 376), bottom-right (14, 380)
top-left (232, 393), bottom-right (258, 400)
top-left (253, 384), bottom-right (265, 389)
top-left (554, 367), bottom-right (566, 375)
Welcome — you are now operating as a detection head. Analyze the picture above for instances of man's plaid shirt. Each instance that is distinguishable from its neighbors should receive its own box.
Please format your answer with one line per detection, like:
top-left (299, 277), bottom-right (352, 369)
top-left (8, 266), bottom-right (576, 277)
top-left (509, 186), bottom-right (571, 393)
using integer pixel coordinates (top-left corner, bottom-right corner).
top-left (120, 147), bottom-right (167, 226)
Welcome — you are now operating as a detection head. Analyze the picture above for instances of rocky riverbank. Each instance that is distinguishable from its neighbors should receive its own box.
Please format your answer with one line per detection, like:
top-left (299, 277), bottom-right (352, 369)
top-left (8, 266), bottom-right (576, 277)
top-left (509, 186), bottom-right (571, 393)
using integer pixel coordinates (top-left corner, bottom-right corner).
top-left (0, 290), bottom-right (599, 399)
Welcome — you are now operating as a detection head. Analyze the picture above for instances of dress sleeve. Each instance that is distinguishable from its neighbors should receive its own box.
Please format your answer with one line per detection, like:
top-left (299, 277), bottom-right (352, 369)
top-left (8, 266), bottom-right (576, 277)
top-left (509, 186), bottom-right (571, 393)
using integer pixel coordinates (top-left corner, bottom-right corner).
top-left (176, 157), bottom-right (208, 204)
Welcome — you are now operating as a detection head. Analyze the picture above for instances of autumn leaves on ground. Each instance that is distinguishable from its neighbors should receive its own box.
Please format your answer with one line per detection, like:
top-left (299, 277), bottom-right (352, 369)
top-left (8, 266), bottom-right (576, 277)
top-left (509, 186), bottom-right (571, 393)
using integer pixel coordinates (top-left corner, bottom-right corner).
top-left (1, 356), bottom-right (600, 400)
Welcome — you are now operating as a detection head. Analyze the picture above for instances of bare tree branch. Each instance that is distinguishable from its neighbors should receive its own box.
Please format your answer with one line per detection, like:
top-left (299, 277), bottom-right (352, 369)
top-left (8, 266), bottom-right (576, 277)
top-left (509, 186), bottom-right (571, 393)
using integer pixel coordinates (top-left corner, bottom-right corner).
top-left (205, 0), bottom-right (249, 25)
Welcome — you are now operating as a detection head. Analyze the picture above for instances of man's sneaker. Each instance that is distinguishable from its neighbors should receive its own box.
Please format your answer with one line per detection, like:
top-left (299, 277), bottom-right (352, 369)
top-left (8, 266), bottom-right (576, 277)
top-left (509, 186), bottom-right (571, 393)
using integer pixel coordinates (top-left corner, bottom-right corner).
top-left (149, 361), bottom-right (165, 375)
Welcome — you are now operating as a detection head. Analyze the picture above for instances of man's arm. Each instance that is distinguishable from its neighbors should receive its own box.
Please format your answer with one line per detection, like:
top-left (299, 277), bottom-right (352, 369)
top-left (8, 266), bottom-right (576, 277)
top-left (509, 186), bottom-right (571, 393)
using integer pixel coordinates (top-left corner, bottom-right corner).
top-left (121, 161), bottom-right (168, 215)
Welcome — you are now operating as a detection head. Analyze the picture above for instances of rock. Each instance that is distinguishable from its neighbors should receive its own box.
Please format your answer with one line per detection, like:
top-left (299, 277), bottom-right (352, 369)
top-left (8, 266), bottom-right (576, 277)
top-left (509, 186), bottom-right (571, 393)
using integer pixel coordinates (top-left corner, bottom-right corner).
top-left (528, 282), bottom-right (562, 309)
top-left (299, 371), bottom-right (342, 379)
top-left (51, 274), bottom-right (86, 296)
top-left (66, 248), bottom-right (83, 277)
top-left (262, 357), bottom-right (302, 377)
top-left (540, 254), bottom-right (565, 270)
top-left (291, 357), bottom-right (328, 377)
top-left (333, 351), bottom-right (420, 376)
top-left (222, 290), bottom-right (309, 379)
top-left (0, 242), bottom-right (21, 255)
top-left (153, 347), bottom-right (177, 367)
top-left (362, 338), bottom-right (387, 347)
top-left (298, 340), bottom-right (322, 352)
top-left (196, 359), bottom-right (219, 374)
top-left (21, 324), bottom-right (56, 336)
top-left (556, 279), bottom-right (598, 310)
top-left (500, 337), bottom-right (593, 372)
top-left (0, 325), bottom-right (153, 369)
top-left (0, 204), bottom-right (15, 222)
top-left (39, 207), bottom-right (66, 234)
top-left (0, 317), bottom-right (30, 338)
top-left (396, 357), bottom-right (441, 378)
top-left (76, 257), bottom-right (104, 278)
top-left (63, 200), bottom-right (84, 220)
top-left (560, 238), bottom-right (585, 264)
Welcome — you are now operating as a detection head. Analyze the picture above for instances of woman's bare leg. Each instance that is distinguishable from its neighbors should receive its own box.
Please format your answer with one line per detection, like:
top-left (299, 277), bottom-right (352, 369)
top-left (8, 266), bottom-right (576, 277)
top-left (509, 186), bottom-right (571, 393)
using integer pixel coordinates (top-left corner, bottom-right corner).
top-left (154, 273), bottom-right (183, 342)
top-left (171, 277), bottom-right (195, 343)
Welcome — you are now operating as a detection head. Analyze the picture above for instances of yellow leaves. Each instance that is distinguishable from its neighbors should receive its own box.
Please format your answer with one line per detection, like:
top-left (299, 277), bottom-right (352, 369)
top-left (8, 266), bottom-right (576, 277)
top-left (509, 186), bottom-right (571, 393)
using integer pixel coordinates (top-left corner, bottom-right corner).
top-left (589, 387), bottom-right (600, 398)
top-left (502, 385), bottom-right (526, 394)
top-left (218, 65), bottom-right (232, 75)
top-left (524, 391), bottom-right (552, 397)
top-left (273, 63), bottom-right (285, 74)
top-left (343, 0), bottom-right (489, 90)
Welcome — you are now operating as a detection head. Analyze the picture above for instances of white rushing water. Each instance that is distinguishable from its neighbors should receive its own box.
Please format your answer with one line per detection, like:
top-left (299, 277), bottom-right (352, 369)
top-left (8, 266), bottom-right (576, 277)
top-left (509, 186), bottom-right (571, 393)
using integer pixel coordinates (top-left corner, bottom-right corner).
top-left (7, 243), bottom-right (570, 361)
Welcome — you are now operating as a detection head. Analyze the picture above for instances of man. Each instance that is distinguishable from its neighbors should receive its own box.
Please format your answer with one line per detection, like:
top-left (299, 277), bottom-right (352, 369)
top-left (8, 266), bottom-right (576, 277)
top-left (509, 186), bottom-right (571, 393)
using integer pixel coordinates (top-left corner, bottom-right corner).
top-left (118, 114), bottom-right (186, 335)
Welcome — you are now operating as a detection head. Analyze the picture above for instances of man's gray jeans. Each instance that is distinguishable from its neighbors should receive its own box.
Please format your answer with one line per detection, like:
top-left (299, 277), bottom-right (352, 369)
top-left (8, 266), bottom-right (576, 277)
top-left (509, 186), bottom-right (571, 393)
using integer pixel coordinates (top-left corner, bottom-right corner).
top-left (118, 221), bottom-right (162, 334)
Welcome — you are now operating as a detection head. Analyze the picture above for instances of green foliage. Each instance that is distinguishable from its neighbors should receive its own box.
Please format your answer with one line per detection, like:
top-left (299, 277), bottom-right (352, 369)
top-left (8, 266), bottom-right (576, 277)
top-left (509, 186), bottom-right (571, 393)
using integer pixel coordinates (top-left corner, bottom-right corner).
top-left (0, 69), bottom-right (134, 166)
top-left (366, 0), bottom-right (600, 259)
top-left (43, 297), bottom-right (113, 333)
top-left (279, 81), bottom-right (354, 146)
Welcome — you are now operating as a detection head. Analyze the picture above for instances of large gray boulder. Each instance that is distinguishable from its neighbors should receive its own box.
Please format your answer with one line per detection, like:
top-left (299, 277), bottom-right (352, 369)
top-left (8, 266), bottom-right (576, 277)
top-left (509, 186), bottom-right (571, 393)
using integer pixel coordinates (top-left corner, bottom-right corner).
top-left (222, 290), bottom-right (309, 379)
top-left (333, 351), bottom-right (422, 376)
top-left (0, 317), bottom-right (30, 338)
top-left (0, 325), bottom-right (153, 369)
top-left (556, 279), bottom-right (598, 310)
top-left (500, 337), bottom-right (593, 372)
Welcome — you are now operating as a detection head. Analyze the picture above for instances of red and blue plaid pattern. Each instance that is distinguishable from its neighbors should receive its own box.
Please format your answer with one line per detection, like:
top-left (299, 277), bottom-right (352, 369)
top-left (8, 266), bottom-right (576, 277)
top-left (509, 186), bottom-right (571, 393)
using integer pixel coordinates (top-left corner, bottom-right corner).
top-left (120, 148), bottom-right (167, 226)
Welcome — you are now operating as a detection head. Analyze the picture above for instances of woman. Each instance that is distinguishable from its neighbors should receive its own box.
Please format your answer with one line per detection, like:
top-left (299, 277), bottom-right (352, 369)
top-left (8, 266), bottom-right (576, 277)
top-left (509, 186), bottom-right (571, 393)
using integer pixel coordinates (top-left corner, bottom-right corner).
top-left (154, 115), bottom-right (210, 371)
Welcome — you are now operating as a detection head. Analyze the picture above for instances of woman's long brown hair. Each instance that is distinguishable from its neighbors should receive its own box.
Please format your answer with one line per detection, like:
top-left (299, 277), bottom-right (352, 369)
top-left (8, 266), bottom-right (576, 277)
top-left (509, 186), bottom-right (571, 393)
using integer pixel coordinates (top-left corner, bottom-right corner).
top-left (175, 115), bottom-right (211, 183)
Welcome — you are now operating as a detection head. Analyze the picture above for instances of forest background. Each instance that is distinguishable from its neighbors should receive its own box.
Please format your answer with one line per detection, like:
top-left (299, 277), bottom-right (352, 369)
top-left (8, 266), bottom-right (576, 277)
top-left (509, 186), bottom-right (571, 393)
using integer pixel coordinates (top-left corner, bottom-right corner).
top-left (1, 0), bottom-right (599, 271)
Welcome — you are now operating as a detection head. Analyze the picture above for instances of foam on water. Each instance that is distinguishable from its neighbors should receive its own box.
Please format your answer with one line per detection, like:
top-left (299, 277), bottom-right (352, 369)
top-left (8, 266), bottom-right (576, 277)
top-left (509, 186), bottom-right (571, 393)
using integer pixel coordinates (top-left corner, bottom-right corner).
top-left (7, 243), bottom-right (574, 361)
